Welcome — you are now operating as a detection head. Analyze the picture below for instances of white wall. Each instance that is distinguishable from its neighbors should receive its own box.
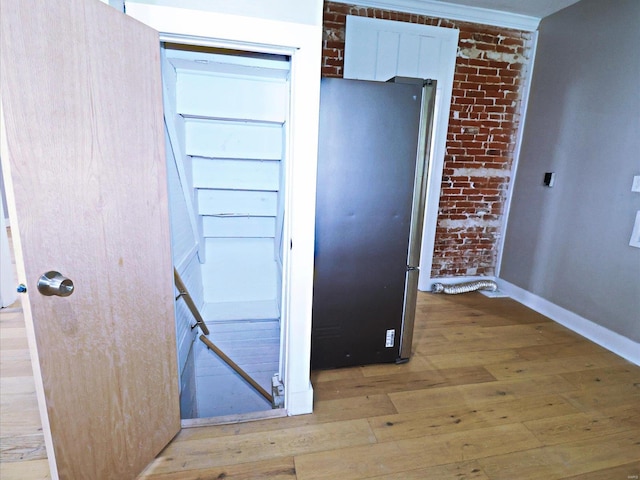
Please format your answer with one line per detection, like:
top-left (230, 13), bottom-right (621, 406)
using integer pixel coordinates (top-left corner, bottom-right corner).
top-left (126, 0), bottom-right (322, 26)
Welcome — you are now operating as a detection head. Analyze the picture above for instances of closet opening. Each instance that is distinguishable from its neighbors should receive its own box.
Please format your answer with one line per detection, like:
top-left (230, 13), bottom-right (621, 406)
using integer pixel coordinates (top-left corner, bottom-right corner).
top-left (161, 42), bottom-right (291, 421)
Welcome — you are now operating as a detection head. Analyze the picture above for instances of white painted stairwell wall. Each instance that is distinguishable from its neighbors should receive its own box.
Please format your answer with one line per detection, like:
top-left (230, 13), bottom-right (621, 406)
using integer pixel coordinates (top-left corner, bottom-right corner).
top-left (165, 48), bottom-right (289, 417)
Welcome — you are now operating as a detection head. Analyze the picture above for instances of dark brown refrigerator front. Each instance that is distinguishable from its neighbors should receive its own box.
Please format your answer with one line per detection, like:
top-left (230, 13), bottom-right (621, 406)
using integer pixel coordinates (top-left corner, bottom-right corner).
top-left (312, 77), bottom-right (436, 369)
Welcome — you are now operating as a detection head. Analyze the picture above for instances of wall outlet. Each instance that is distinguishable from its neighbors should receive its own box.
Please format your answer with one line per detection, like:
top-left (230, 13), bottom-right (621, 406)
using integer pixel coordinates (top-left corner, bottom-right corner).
top-left (632, 175), bottom-right (640, 193)
top-left (385, 329), bottom-right (395, 348)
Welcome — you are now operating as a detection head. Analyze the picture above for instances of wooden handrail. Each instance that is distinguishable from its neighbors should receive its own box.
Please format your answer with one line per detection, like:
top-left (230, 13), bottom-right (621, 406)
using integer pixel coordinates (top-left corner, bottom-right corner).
top-left (173, 268), bottom-right (274, 406)
top-left (199, 334), bottom-right (274, 405)
top-left (173, 268), bottom-right (210, 336)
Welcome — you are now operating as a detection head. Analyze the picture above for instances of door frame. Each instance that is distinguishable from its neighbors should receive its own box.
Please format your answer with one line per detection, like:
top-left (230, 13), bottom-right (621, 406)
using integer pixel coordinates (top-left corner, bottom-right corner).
top-left (126, 3), bottom-right (322, 416)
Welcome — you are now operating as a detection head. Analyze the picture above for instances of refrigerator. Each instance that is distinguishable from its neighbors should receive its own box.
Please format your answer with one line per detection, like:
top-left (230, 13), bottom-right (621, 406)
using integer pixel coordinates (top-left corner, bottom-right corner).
top-left (311, 77), bottom-right (436, 369)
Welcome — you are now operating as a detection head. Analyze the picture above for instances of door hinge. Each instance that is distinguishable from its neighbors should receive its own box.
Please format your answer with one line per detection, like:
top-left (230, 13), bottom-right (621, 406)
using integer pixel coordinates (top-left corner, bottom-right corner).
top-left (271, 374), bottom-right (285, 409)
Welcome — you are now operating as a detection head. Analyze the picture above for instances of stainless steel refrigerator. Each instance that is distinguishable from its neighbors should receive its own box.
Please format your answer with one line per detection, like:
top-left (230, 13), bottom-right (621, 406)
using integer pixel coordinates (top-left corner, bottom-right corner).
top-left (311, 77), bottom-right (436, 369)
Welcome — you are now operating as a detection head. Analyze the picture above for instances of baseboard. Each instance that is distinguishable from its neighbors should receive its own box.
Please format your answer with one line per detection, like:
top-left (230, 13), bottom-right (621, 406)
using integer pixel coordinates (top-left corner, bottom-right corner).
top-left (181, 407), bottom-right (288, 428)
top-left (498, 279), bottom-right (640, 366)
top-left (286, 383), bottom-right (314, 416)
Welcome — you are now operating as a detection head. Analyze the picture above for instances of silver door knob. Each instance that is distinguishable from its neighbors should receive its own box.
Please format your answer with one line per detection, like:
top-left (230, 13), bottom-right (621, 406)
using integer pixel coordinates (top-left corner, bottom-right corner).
top-left (37, 271), bottom-right (74, 297)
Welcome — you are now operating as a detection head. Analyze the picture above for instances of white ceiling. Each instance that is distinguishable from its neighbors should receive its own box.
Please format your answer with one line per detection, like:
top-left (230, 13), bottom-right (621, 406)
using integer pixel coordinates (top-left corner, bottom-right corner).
top-left (430, 0), bottom-right (582, 18)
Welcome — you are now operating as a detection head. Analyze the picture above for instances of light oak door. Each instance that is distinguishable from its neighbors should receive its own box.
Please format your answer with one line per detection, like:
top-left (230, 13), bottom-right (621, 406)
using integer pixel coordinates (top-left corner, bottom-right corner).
top-left (0, 1), bottom-right (180, 478)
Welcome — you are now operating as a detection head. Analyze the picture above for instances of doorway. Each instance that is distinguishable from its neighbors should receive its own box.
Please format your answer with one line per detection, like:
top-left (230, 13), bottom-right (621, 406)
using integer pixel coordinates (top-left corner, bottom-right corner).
top-left (162, 44), bottom-right (291, 419)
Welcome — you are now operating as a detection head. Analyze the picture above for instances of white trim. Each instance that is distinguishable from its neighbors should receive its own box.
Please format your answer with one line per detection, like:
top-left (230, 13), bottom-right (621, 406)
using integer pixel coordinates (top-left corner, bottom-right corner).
top-left (284, 383), bottom-right (314, 416)
top-left (332, 0), bottom-right (540, 31)
top-left (499, 279), bottom-right (640, 366)
top-left (126, 3), bottom-right (321, 416)
top-left (495, 30), bottom-right (539, 277)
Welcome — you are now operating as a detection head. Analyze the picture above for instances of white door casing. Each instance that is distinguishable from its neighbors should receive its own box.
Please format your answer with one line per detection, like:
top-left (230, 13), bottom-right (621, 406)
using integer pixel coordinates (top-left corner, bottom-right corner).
top-left (344, 15), bottom-right (458, 291)
top-left (125, 3), bottom-right (323, 415)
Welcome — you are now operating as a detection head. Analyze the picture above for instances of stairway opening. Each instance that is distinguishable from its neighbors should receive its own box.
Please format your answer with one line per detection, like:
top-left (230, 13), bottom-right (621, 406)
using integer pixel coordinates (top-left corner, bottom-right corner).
top-left (161, 43), bottom-right (291, 420)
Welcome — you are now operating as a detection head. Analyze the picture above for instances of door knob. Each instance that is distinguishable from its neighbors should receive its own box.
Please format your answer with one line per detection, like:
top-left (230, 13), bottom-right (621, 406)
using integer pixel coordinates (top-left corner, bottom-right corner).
top-left (37, 271), bottom-right (74, 297)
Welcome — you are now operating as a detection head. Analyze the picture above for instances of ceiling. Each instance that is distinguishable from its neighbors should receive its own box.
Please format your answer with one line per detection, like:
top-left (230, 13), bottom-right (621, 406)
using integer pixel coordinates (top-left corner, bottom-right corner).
top-left (430, 0), bottom-right (582, 18)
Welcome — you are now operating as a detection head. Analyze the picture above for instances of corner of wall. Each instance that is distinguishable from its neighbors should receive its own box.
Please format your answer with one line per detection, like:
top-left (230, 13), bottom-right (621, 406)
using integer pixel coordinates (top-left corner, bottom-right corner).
top-left (498, 278), bottom-right (640, 366)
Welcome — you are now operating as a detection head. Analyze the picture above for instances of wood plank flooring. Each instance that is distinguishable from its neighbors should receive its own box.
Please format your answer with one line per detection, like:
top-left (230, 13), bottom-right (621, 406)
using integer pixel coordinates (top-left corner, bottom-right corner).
top-left (138, 292), bottom-right (639, 479)
top-left (1, 232), bottom-right (639, 479)
top-left (0, 229), bottom-right (49, 479)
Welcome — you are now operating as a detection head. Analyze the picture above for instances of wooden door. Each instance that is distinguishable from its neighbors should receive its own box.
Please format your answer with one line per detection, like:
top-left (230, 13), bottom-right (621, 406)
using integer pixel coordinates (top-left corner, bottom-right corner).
top-left (0, 1), bottom-right (180, 478)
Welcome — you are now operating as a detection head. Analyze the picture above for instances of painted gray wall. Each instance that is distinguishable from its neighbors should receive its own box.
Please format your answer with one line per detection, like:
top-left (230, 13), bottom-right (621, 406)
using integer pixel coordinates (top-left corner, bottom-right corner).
top-left (500, 0), bottom-right (640, 342)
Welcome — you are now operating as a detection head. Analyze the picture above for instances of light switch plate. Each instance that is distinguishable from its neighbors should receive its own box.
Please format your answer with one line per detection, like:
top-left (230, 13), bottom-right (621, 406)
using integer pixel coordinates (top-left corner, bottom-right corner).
top-left (632, 175), bottom-right (640, 193)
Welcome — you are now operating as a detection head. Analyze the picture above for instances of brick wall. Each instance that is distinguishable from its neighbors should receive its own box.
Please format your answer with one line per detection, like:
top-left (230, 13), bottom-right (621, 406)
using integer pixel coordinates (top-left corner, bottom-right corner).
top-left (322, 1), bottom-right (534, 278)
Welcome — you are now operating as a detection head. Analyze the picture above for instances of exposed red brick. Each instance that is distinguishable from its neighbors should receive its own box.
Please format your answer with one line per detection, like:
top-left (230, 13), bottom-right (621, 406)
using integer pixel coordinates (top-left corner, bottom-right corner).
top-left (322, 1), bottom-right (533, 278)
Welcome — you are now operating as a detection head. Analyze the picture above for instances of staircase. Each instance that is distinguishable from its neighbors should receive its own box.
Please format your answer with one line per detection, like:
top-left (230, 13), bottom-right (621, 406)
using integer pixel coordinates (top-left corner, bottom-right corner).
top-left (170, 49), bottom-right (289, 322)
top-left (164, 46), bottom-right (290, 417)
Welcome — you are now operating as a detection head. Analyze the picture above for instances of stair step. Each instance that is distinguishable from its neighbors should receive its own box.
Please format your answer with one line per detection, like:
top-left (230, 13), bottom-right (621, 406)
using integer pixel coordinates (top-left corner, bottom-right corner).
top-left (202, 215), bottom-right (276, 238)
top-left (167, 49), bottom-right (289, 79)
top-left (185, 118), bottom-right (283, 160)
top-left (202, 300), bottom-right (279, 322)
top-left (198, 189), bottom-right (277, 217)
top-left (175, 70), bottom-right (287, 123)
top-left (192, 157), bottom-right (280, 191)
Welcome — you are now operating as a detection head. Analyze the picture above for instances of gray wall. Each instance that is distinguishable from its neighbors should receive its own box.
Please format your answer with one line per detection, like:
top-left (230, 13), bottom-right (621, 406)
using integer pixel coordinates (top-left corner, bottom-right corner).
top-left (500, 0), bottom-right (640, 342)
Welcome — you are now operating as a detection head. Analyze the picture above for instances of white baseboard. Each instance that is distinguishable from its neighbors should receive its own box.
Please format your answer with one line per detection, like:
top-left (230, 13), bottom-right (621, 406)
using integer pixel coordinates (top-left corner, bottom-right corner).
top-left (498, 279), bottom-right (640, 366)
top-left (286, 383), bottom-right (314, 416)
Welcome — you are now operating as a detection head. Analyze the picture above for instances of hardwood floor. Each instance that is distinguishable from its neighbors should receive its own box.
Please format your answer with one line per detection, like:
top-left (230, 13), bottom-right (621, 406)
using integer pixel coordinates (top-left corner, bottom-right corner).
top-left (139, 292), bottom-right (639, 479)
top-left (1, 245), bottom-right (639, 479)
top-left (0, 229), bottom-right (49, 479)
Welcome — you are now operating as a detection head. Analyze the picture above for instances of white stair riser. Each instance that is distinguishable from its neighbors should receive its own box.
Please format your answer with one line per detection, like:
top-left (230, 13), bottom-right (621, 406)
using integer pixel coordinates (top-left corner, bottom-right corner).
top-left (177, 71), bottom-right (287, 123)
top-left (202, 238), bottom-right (278, 303)
top-left (202, 216), bottom-right (276, 238)
top-left (185, 118), bottom-right (283, 160)
top-left (198, 189), bottom-right (278, 217)
top-left (192, 157), bottom-right (280, 191)
top-left (201, 300), bottom-right (279, 322)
